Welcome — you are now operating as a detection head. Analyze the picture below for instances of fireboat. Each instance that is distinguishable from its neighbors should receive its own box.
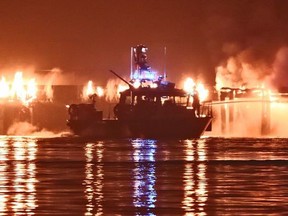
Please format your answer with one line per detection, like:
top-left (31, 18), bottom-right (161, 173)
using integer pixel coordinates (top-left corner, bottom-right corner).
top-left (67, 45), bottom-right (212, 139)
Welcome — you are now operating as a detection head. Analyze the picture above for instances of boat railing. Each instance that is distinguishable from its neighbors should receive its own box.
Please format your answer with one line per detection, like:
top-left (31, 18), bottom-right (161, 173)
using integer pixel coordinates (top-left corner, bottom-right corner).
top-left (200, 101), bottom-right (212, 117)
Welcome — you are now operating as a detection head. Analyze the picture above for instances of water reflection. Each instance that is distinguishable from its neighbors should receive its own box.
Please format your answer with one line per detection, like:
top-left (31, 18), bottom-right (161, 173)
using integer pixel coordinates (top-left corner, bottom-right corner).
top-left (83, 141), bottom-right (104, 216)
top-left (0, 137), bottom-right (38, 214)
top-left (132, 139), bottom-right (157, 216)
top-left (182, 139), bottom-right (208, 215)
top-left (0, 139), bottom-right (8, 214)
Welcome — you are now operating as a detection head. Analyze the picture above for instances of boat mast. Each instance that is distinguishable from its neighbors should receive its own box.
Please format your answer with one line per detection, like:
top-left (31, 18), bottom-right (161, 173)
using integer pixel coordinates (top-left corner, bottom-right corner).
top-left (164, 46), bottom-right (167, 81)
top-left (131, 45), bottom-right (151, 80)
top-left (130, 47), bottom-right (133, 80)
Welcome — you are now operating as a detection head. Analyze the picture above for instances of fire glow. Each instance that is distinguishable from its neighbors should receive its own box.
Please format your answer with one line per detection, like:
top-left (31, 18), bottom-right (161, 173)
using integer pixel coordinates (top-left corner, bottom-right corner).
top-left (210, 46), bottom-right (288, 137)
top-left (117, 84), bottom-right (129, 94)
top-left (183, 77), bottom-right (209, 102)
top-left (0, 71), bottom-right (37, 106)
top-left (82, 80), bottom-right (104, 100)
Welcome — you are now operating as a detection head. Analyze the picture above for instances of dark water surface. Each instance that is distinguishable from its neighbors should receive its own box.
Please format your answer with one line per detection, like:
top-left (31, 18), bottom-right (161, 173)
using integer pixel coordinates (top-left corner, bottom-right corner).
top-left (0, 136), bottom-right (287, 215)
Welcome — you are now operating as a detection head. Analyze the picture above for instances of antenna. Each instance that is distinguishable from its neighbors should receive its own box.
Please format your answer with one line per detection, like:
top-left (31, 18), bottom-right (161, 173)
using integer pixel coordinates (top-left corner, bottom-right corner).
top-left (164, 46), bottom-right (167, 80)
top-left (130, 47), bottom-right (133, 80)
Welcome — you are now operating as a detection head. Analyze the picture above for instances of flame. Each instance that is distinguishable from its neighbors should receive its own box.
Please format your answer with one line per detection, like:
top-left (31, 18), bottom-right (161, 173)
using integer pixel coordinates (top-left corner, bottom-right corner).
top-left (26, 78), bottom-right (37, 104)
top-left (183, 78), bottom-right (195, 94)
top-left (0, 77), bottom-right (9, 98)
top-left (45, 85), bottom-right (53, 101)
top-left (82, 80), bottom-right (105, 100)
top-left (105, 79), bottom-right (128, 102)
top-left (133, 79), bottom-right (141, 89)
top-left (85, 81), bottom-right (94, 97)
top-left (117, 84), bottom-right (129, 94)
top-left (96, 86), bottom-right (104, 97)
top-left (183, 77), bottom-right (209, 102)
top-left (0, 71), bottom-right (38, 105)
top-left (11, 72), bottom-right (25, 101)
top-left (196, 83), bottom-right (209, 102)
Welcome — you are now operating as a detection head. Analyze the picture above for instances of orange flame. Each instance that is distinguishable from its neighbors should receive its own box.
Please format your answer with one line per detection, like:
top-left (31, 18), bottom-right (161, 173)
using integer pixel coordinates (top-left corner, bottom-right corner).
top-left (196, 83), bottom-right (209, 102)
top-left (82, 80), bottom-right (104, 100)
top-left (96, 86), bottom-right (104, 97)
top-left (0, 77), bottom-right (9, 98)
top-left (183, 78), bottom-right (195, 94)
top-left (183, 77), bottom-right (209, 102)
top-left (86, 81), bottom-right (94, 97)
top-left (117, 84), bottom-right (129, 94)
top-left (0, 71), bottom-right (38, 106)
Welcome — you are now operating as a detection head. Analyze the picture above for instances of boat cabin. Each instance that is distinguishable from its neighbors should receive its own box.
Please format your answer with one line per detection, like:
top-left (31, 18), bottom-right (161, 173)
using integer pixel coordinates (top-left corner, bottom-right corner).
top-left (114, 86), bottom-right (211, 120)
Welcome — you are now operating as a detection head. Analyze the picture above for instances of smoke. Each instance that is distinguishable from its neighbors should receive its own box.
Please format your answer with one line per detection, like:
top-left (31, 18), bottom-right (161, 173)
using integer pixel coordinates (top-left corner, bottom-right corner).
top-left (271, 47), bottom-right (288, 90)
top-left (215, 47), bottom-right (272, 90)
top-left (40, 67), bottom-right (80, 85)
top-left (215, 45), bottom-right (288, 91)
top-left (0, 66), bottom-right (87, 85)
top-left (7, 122), bottom-right (37, 135)
top-left (202, 1), bottom-right (288, 87)
top-left (211, 44), bottom-right (288, 137)
top-left (7, 121), bottom-right (70, 137)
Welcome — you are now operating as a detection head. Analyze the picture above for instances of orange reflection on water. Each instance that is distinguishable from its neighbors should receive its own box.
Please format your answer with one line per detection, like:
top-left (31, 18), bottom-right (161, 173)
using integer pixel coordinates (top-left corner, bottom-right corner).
top-left (84, 142), bottom-right (104, 216)
top-left (0, 140), bottom-right (8, 213)
top-left (182, 139), bottom-right (208, 215)
top-left (0, 195), bottom-right (8, 212)
top-left (13, 141), bottom-right (26, 161)
top-left (9, 138), bottom-right (38, 214)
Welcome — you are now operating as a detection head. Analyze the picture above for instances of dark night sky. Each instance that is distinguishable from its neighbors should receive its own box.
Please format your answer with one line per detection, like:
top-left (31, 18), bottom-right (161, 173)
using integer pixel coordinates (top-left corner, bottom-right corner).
top-left (0, 0), bottom-right (288, 85)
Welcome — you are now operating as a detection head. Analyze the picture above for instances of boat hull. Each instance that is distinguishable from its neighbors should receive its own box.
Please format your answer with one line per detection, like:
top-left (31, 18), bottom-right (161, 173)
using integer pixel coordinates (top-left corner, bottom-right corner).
top-left (67, 117), bottom-right (212, 139)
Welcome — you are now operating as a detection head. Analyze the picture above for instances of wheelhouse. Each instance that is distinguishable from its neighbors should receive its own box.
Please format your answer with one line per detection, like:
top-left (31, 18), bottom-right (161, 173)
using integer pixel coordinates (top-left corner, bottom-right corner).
top-left (119, 87), bottom-right (190, 107)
